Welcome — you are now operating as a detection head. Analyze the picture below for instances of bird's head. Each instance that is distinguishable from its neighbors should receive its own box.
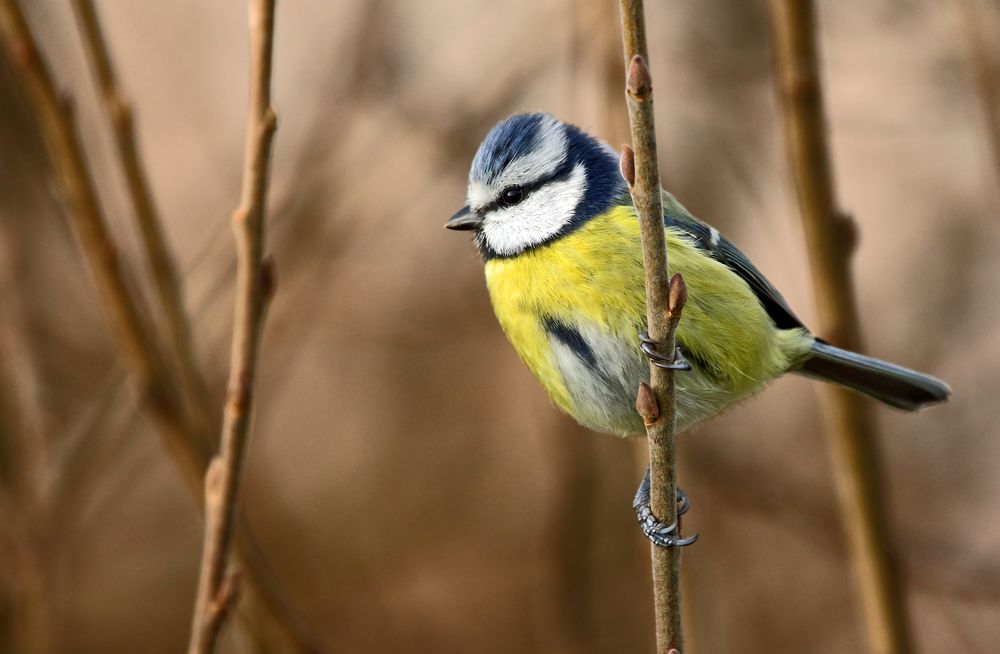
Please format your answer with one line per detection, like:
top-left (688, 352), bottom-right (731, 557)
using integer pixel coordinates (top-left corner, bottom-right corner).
top-left (446, 113), bottom-right (627, 259)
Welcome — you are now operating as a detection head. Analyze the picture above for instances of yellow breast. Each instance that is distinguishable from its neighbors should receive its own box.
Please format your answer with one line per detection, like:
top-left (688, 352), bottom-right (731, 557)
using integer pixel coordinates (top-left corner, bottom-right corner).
top-left (484, 205), bottom-right (807, 433)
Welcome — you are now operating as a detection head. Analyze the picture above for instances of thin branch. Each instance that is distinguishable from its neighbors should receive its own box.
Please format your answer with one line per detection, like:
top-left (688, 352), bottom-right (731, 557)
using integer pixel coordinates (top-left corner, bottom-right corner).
top-left (0, 0), bottom-right (206, 486)
top-left (70, 0), bottom-right (215, 443)
top-left (0, 490), bottom-right (52, 654)
top-left (618, 1), bottom-right (688, 651)
top-left (188, 1), bottom-right (278, 652)
top-left (0, 4), bottom-right (314, 652)
top-left (767, 1), bottom-right (913, 652)
top-left (957, 0), bottom-right (1000, 186)
top-left (0, 211), bottom-right (53, 654)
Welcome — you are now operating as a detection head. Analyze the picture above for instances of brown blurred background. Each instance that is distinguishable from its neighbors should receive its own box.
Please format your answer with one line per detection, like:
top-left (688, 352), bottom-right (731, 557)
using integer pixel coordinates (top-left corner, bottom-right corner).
top-left (1, 0), bottom-right (998, 652)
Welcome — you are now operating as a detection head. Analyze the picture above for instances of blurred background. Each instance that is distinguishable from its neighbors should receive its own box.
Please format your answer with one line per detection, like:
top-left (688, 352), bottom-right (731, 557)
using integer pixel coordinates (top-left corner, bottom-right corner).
top-left (1, 0), bottom-right (998, 652)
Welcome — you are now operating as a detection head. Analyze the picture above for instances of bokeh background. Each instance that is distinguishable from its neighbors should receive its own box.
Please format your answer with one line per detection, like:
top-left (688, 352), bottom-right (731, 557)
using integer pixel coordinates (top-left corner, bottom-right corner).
top-left (1, 0), bottom-right (998, 652)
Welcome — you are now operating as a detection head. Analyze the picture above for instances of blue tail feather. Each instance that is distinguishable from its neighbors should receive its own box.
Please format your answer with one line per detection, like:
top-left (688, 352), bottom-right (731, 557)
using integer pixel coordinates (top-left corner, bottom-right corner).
top-left (796, 341), bottom-right (950, 411)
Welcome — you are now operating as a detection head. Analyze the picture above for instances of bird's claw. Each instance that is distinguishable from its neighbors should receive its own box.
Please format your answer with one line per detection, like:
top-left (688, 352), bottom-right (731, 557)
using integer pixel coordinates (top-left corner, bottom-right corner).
top-left (639, 331), bottom-right (691, 371)
top-left (676, 489), bottom-right (690, 517)
top-left (633, 468), bottom-right (699, 548)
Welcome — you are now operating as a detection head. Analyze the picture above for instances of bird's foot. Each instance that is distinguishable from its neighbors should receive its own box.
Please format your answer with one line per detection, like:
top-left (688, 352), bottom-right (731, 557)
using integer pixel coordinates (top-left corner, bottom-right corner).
top-left (639, 331), bottom-right (691, 371)
top-left (633, 467), bottom-right (699, 548)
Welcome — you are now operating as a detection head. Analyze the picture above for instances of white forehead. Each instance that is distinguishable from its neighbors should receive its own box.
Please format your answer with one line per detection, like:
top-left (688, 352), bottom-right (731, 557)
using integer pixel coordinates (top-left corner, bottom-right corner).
top-left (467, 116), bottom-right (568, 210)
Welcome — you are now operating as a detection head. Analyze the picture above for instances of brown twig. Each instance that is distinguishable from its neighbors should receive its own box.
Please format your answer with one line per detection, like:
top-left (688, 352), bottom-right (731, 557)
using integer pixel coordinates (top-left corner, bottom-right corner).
top-left (187, 1), bottom-right (278, 652)
top-left (957, 0), bottom-right (1000, 186)
top-left (0, 0), bottom-right (206, 486)
top-left (767, 1), bottom-right (913, 652)
top-left (0, 209), bottom-right (53, 654)
top-left (0, 4), bottom-right (314, 652)
top-left (70, 0), bottom-right (215, 444)
top-left (619, 1), bottom-right (688, 651)
top-left (0, 490), bottom-right (52, 654)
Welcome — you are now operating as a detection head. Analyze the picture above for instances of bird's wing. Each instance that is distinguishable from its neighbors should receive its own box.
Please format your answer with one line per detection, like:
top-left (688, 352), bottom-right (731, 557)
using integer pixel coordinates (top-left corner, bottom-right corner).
top-left (659, 190), bottom-right (806, 331)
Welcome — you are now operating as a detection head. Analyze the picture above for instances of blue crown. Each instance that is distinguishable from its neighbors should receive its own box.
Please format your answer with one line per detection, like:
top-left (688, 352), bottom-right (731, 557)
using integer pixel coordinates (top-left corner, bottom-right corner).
top-left (470, 113), bottom-right (551, 185)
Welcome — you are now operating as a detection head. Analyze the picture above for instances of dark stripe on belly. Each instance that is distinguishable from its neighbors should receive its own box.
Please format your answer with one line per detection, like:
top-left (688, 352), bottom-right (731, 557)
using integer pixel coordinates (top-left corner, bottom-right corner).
top-left (543, 317), bottom-right (598, 368)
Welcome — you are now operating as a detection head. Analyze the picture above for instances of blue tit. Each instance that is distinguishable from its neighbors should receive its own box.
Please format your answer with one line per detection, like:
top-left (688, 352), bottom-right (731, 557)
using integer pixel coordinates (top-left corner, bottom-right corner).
top-left (446, 112), bottom-right (950, 439)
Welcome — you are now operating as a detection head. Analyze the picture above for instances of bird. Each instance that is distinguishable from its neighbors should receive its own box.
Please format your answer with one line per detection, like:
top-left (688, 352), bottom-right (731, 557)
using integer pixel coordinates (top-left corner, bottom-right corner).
top-left (446, 112), bottom-right (950, 546)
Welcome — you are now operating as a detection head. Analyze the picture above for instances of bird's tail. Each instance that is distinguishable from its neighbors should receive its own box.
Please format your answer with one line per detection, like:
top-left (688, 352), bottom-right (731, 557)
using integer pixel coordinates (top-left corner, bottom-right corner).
top-left (795, 341), bottom-right (950, 411)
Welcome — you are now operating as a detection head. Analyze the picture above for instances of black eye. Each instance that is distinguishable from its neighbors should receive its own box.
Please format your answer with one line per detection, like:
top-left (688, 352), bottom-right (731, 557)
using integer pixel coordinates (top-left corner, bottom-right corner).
top-left (500, 186), bottom-right (525, 206)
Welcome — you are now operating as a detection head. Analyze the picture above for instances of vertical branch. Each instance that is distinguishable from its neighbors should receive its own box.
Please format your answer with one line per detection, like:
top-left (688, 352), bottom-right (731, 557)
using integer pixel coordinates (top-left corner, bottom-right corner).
top-left (0, 0), bottom-right (206, 485)
top-left (0, 3), bottom-right (313, 652)
top-left (957, 0), bottom-right (1000, 185)
top-left (619, 2), bottom-right (687, 652)
top-left (767, 2), bottom-right (912, 653)
top-left (188, 1), bottom-right (278, 652)
top-left (71, 0), bottom-right (215, 441)
top-left (0, 220), bottom-right (53, 654)
top-left (0, 493), bottom-right (52, 654)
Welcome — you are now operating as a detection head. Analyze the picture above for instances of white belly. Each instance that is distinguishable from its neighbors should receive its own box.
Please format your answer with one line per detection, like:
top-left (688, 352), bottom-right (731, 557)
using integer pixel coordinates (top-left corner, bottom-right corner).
top-left (546, 322), bottom-right (755, 436)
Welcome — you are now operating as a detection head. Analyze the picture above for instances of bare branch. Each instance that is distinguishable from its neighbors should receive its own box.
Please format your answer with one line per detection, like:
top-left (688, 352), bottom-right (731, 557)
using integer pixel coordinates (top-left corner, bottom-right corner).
top-left (0, 4), bottom-right (314, 652)
top-left (188, 1), bottom-right (279, 651)
top-left (70, 0), bottom-right (215, 443)
top-left (619, 1), bottom-right (688, 651)
top-left (768, 1), bottom-right (913, 652)
top-left (957, 0), bottom-right (1000, 185)
top-left (0, 0), bottom-right (206, 486)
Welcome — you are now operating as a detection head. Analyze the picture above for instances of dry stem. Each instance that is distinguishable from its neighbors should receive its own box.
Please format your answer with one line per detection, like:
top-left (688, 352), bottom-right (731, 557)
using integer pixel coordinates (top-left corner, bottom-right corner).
top-left (768, 1), bottom-right (912, 652)
top-left (0, 0), bottom-right (206, 486)
top-left (71, 0), bottom-right (215, 445)
top-left (187, 1), bottom-right (279, 652)
top-left (0, 3), bottom-right (313, 651)
top-left (957, 0), bottom-right (1000, 185)
top-left (619, 1), bottom-right (688, 651)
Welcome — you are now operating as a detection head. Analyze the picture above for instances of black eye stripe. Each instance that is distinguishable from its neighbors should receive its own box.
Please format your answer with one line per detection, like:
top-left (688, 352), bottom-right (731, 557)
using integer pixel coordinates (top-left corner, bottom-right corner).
top-left (476, 158), bottom-right (576, 216)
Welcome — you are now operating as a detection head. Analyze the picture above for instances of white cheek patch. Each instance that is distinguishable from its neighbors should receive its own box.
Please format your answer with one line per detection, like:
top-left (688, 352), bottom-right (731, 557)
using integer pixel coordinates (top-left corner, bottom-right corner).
top-left (480, 162), bottom-right (586, 256)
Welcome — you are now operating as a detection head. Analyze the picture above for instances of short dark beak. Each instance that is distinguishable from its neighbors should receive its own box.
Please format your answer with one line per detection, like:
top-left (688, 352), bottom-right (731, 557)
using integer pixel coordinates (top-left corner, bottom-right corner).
top-left (445, 205), bottom-right (482, 231)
